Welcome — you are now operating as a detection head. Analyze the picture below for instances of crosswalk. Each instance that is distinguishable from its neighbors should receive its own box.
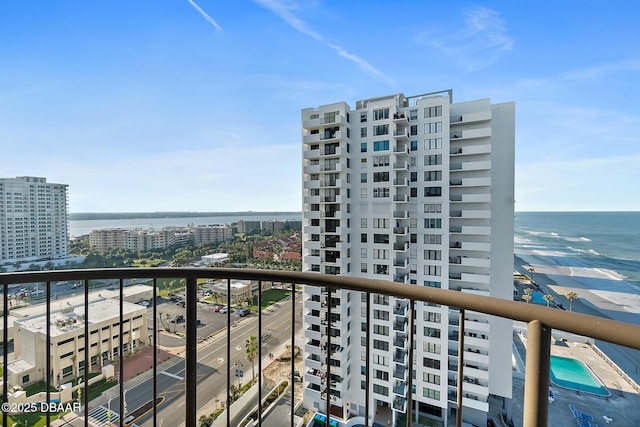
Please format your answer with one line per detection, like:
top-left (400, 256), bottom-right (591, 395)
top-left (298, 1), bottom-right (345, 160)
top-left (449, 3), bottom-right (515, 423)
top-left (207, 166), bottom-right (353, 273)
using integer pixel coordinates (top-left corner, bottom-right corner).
top-left (85, 404), bottom-right (139, 427)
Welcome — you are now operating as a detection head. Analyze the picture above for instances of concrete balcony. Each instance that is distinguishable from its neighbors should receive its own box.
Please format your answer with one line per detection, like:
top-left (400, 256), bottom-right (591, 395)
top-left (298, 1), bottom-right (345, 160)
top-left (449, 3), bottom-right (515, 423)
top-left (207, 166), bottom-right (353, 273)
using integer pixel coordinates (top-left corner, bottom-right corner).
top-left (449, 110), bottom-right (491, 125)
top-left (450, 127), bottom-right (492, 140)
top-left (303, 113), bottom-right (347, 130)
top-left (0, 267), bottom-right (637, 427)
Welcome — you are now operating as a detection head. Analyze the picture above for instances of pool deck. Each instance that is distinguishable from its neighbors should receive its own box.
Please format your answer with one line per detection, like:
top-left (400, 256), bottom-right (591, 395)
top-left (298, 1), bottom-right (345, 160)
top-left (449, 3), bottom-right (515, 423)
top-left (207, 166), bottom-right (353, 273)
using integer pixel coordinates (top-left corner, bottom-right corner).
top-left (507, 330), bottom-right (640, 427)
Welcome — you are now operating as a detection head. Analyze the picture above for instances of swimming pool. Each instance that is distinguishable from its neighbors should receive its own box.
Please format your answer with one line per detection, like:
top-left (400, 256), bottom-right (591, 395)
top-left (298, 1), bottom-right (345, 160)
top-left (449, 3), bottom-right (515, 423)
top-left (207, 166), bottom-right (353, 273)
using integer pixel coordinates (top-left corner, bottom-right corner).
top-left (549, 355), bottom-right (610, 396)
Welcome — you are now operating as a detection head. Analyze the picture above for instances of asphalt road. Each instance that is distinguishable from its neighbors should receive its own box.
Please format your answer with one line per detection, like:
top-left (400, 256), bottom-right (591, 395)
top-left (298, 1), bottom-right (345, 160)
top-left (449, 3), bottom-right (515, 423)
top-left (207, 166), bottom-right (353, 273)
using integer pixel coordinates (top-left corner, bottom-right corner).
top-left (89, 294), bottom-right (303, 427)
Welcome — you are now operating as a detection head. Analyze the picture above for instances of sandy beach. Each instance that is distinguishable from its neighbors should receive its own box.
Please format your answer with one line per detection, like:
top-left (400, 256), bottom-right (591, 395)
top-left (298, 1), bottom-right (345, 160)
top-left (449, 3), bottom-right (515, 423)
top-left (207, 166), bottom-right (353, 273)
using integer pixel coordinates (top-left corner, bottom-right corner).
top-left (513, 250), bottom-right (640, 384)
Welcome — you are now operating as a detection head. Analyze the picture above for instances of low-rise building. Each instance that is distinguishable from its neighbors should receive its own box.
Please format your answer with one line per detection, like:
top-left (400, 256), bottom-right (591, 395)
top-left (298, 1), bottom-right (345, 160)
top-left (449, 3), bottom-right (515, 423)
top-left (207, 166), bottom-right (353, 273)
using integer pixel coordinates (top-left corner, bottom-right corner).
top-left (8, 298), bottom-right (148, 388)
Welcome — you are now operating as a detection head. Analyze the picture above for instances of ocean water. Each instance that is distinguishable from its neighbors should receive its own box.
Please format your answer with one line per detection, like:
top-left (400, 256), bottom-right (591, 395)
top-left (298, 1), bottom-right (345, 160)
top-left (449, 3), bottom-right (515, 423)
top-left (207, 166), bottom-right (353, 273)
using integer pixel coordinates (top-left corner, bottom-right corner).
top-left (69, 213), bottom-right (302, 237)
top-left (514, 212), bottom-right (640, 311)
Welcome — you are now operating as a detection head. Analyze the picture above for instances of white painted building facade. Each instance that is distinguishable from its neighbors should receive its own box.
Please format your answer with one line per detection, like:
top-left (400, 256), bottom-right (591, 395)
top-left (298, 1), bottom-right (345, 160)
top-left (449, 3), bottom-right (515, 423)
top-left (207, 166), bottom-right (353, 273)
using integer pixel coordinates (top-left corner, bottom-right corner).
top-left (0, 176), bottom-right (69, 264)
top-left (301, 91), bottom-right (515, 426)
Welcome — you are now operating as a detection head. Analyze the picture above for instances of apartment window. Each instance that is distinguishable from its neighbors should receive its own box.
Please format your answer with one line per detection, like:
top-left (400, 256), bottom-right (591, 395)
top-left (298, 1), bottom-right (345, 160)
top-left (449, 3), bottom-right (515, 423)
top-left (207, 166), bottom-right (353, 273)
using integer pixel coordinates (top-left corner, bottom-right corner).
top-left (374, 264), bottom-right (388, 275)
top-left (373, 218), bottom-right (389, 228)
top-left (410, 140), bottom-right (418, 151)
top-left (372, 156), bottom-right (390, 167)
top-left (360, 142), bottom-right (367, 152)
top-left (424, 138), bottom-right (442, 150)
top-left (60, 351), bottom-right (74, 359)
top-left (425, 154), bottom-right (442, 165)
top-left (411, 234), bottom-right (417, 243)
top-left (360, 173), bottom-right (367, 184)
top-left (409, 110), bottom-right (418, 121)
top-left (373, 125), bottom-right (389, 136)
top-left (373, 187), bottom-right (389, 198)
top-left (361, 113), bottom-right (367, 122)
top-left (373, 108), bottom-right (389, 120)
top-left (372, 249), bottom-right (389, 259)
top-left (424, 342), bottom-right (441, 354)
top-left (373, 384), bottom-right (389, 396)
top-left (361, 263), bottom-right (367, 273)
top-left (424, 311), bottom-right (441, 323)
top-left (410, 218), bottom-right (417, 228)
top-left (361, 248), bottom-right (367, 258)
top-left (423, 357), bottom-right (441, 369)
top-left (424, 106), bottom-right (443, 118)
top-left (423, 388), bottom-right (440, 400)
top-left (361, 158), bottom-right (367, 167)
top-left (424, 281), bottom-right (441, 288)
top-left (424, 122), bottom-right (442, 134)
top-left (361, 233), bottom-right (367, 243)
top-left (373, 339), bottom-right (389, 351)
top-left (424, 234), bottom-right (442, 244)
top-left (374, 369), bottom-right (389, 381)
top-left (410, 171), bottom-right (417, 182)
top-left (310, 174), bottom-right (319, 181)
top-left (425, 171), bottom-right (442, 182)
top-left (410, 125), bottom-right (418, 136)
top-left (373, 324), bottom-right (389, 336)
top-left (373, 140), bottom-right (389, 151)
top-left (410, 187), bottom-right (417, 197)
top-left (425, 187), bottom-right (442, 197)
top-left (424, 327), bottom-right (441, 338)
top-left (373, 234), bottom-right (389, 244)
top-left (424, 203), bottom-right (442, 213)
top-left (424, 265), bottom-right (441, 276)
top-left (373, 294), bottom-right (389, 305)
top-left (373, 354), bottom-right (389, 366)
top-left (373, 310), bottom-right (389, 321)
top-left (424, 250), bottom-right (441, 260)
top-left (425, 218), bottom-right (442, 229)
top-left (373, 172), bottom-right (389, 182)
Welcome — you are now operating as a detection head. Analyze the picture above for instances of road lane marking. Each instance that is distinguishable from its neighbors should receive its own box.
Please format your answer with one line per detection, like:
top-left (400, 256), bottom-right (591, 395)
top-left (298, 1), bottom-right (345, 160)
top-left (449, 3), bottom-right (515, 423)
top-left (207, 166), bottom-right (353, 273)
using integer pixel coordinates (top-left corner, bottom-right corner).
top-left (160, 371), bottom-right (184, 380)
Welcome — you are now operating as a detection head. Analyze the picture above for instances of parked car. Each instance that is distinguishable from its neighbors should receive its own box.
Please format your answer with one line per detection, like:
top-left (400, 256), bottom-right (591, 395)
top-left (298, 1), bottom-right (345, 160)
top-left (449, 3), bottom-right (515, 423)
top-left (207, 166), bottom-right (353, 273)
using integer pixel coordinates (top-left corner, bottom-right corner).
top-left (213, 305), bottom-right (223, 312)
top-left (170, 314), bottom-right (184, 323)
top-left (219, 307), bottom-right (228, 314)
top-left (176, 300), bottom-right (186, 307)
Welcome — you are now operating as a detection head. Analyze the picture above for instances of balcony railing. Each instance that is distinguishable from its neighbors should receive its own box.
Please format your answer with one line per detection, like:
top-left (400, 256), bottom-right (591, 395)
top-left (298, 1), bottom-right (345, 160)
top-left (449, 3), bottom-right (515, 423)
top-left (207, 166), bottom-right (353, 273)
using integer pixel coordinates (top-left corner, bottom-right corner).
top-left (1, 268), bottom-right (639, 427)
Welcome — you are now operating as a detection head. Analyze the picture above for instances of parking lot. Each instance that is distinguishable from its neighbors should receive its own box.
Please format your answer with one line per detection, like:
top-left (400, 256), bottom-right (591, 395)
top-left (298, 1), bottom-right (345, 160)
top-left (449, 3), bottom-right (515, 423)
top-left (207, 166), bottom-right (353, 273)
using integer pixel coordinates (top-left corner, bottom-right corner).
top-left (150, 293), bottom-right (249, 346)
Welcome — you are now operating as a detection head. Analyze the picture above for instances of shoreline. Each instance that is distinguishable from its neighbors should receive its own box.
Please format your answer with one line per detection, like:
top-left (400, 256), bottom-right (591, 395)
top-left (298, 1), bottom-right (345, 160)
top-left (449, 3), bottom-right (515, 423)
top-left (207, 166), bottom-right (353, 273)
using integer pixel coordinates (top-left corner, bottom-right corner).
top-left (514, 252), bottom-right (640, 326)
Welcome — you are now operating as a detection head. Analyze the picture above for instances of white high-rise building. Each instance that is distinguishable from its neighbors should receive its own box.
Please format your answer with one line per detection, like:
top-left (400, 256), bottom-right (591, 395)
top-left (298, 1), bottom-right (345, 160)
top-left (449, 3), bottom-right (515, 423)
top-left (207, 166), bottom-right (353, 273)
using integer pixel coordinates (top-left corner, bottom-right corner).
top-left (0, 176), bottom-right (69, 264)
top-left (301, 91), bottom-right (515, 426)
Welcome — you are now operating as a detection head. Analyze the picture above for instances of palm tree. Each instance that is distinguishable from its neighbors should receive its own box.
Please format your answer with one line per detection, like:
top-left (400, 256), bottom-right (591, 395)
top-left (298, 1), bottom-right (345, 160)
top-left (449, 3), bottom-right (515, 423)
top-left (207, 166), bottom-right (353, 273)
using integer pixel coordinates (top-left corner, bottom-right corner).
top-left (522, 288), bottom-right (533, 304)
top-left (566, 291), bottom-right (578, 312)
top-left (245, 335), bottom-right (259, 381)
top-left (543, 294), bottom-right (555, 307)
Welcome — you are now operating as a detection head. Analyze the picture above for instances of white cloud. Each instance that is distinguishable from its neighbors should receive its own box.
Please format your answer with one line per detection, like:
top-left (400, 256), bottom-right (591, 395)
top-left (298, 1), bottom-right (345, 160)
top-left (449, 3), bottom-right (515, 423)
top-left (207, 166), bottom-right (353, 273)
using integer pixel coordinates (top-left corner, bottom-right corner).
top-left (415, 6), bottom-right (513, 72)
top-left (187, 0), bottom-right (223, 31)
top-left (253, 0), bottom-right (393, 83)
top-left (560, 59), bottom-right (640, 82)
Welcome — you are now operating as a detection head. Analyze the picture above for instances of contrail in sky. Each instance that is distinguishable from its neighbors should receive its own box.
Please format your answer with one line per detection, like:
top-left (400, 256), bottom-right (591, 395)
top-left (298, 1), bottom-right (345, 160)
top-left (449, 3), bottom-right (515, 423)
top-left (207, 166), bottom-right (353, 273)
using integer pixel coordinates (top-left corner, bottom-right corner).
top-left (188, 0), bottom-right (222, 31)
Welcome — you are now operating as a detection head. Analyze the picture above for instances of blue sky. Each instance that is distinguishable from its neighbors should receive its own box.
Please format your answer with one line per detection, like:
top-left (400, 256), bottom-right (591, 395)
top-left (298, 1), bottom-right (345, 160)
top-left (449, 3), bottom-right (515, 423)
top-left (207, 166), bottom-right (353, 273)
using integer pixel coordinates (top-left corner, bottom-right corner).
top-left (1, 1), bottom-right (639, 212)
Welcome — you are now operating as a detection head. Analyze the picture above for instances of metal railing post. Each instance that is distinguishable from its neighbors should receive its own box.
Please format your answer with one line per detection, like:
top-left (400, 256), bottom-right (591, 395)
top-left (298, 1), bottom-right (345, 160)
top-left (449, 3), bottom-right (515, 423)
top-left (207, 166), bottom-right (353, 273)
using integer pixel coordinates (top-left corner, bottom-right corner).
top-left (226, 278), bottom-right (231, 427)
top-left (523, 320), bottom-right (551, 427)
top-left (456, 309), bottom-right (465, 427)
top-left (326, 285), bottom-right (332, 424)
top-left (290, 282), bottom-right (296, 427)
top-left (365, 292), bottom-right (370, 427)
top-left (153, 278), bottom-right (158, 427)
top-left (407, 299), bottom-right (415, 427)
top-left (186, 276), bottom-right (197, 427)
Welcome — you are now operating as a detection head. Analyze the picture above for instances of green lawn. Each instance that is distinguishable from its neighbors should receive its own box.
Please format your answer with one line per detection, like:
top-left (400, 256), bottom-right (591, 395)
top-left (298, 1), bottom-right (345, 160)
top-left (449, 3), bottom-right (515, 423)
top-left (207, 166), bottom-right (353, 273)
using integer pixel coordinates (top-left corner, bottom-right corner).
top-left (8, 411), bottom-right (64, 427)
top-left (261, 289), bottom-right (291, 306)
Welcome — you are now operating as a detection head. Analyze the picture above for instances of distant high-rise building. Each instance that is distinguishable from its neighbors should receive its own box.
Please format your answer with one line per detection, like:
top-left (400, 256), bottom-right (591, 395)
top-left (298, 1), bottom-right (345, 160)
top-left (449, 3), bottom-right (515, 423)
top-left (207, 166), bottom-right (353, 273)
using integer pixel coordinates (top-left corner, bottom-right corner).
top-left (0, 176), bottom-right (69, 265)
top-left (301, 91), bottom-right (515, 426)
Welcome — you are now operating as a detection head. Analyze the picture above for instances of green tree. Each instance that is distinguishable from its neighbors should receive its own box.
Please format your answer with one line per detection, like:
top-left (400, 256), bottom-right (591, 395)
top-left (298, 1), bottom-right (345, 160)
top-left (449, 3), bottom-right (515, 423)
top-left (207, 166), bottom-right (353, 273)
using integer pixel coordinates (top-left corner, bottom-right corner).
top-left (566, 291), bottom-right (578, 312)
top-left (245, 335), bottom-right (259, 381)
top-left (543, 293), bottom-right (555, 307)
top-left (522, 288), bottom-right (533, 304)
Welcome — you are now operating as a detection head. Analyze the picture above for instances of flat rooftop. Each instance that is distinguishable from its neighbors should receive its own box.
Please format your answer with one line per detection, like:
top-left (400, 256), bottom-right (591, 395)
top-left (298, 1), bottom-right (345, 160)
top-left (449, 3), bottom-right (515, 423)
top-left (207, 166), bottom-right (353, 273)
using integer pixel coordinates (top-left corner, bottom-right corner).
top-left (15, 298), bottom-right (146, 337)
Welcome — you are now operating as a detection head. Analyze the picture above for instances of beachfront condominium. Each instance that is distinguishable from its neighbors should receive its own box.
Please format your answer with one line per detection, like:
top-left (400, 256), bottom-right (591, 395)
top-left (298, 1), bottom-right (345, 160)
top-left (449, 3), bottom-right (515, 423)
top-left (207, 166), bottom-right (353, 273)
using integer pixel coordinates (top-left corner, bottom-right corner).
top-left (301, 91), bottom-right (515, 426)
top-left (0, 176), bottom-right (69, 265)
